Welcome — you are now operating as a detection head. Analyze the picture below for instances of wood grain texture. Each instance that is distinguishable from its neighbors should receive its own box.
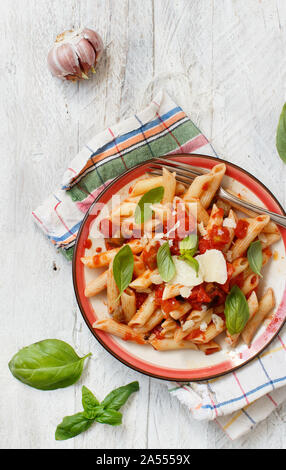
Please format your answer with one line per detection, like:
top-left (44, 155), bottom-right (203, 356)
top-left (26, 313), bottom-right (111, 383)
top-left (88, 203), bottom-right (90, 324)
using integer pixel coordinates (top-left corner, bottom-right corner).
top-left (0, 0), bottom-right (285, 449)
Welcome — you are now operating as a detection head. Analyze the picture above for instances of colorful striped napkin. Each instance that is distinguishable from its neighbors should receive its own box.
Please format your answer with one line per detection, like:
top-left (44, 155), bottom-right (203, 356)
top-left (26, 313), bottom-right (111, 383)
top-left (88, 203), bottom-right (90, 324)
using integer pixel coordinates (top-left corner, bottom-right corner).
top-left (33, 90), bottom-right (286, 440)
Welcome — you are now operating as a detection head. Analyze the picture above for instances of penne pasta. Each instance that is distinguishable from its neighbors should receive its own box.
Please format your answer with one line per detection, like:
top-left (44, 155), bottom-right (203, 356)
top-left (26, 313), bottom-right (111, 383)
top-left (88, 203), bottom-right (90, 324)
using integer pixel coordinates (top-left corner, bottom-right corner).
top-left (84, 270), bottom-right (108, 297)
top-left (259, 233), bottom-right (281, 249)
top-left (121, 288), bottom-right (137, 323)
top-left (81, 239), bottom-right (145, 268)
top-left (199, 340), bottom-right (221, 355)
top-left (230, 257), bottom-right (249, 279)
top-left (93, 318), bottom-right (145, 344)
top-left (191, 321), bottom-right (225, 344)
top-left (162, 168), bottom-right (176, 204)
top-left (149, 338), bottom-right (198, 351)
top-left (107, 260), bottom-right (124, 322)
top-left (242, 288), bottom-right (275, 346)
top-left (230, 215), bottom-right (270, 259)
top-left (241, 274), bottom-right (259, 296)
top-left (134, 309), bottom-right (165, 334)
top-left (128, 292), bottom-right (156, 327)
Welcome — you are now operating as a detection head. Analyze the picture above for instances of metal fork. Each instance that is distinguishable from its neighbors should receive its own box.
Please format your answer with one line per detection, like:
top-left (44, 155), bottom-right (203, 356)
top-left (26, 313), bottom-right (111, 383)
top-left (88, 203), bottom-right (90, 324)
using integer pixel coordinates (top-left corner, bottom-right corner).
top-left (148, 158), bottom-right (286, 229)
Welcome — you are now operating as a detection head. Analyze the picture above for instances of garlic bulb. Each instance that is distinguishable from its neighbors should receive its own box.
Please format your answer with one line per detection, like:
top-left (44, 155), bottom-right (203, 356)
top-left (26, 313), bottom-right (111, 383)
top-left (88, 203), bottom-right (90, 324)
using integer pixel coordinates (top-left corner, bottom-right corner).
top-left (47, 28), bottom-right (104, 81)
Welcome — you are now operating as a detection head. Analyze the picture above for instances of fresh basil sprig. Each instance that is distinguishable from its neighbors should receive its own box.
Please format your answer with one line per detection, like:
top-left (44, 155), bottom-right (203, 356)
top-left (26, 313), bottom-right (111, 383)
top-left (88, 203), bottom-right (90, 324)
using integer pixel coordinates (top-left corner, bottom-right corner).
top-left (157, 242), bottom-right (176, 282)
top-left (55, 381), bottom-right (139, 440)
top-left (276, 103), bottom-right (286, 163)
top-left (113, 244), bottom-right (134, 298)
top-left (179, 234), bottom-right (199, 276)
top-left (247, 240), bottom-right (263, 277)
top-left (135, 186), bottom-right (164, 224)
top-left (8, 339), bottom-right (91, 390)
top-left (225, 285), bottom-right (250, 335)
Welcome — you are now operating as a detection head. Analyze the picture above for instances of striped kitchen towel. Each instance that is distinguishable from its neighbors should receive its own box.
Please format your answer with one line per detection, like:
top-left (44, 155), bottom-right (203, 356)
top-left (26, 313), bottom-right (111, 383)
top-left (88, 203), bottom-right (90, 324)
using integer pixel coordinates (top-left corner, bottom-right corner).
top-left (33, 89), bottom-right (286, 440)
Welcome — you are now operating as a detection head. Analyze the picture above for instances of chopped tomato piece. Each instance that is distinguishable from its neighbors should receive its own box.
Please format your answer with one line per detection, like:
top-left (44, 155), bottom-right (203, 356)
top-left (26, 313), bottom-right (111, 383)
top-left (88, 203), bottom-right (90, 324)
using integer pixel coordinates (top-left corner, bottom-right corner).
top-left (209, 225), bottom-right (230, 246)
top-left (198, 238), bottom-right (212, 254)
top-left (235, 220), bottom-right (249, 239)
top-left (187, 284), bottom-right (212, 304)
top-left (161, 298), bottom-right (181, 315)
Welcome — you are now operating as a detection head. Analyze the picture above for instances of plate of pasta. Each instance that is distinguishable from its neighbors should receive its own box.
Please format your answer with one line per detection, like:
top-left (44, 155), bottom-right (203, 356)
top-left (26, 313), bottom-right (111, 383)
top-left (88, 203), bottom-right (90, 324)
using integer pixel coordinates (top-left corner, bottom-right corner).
top-left (73, 154), bottom-right (286, 381)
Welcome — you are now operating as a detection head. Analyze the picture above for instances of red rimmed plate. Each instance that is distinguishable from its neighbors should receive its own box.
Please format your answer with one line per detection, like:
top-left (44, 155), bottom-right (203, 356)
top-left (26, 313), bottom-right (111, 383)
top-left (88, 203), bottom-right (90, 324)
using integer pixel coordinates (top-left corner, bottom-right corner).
top-left (73, 154), bottom-right (286, 381)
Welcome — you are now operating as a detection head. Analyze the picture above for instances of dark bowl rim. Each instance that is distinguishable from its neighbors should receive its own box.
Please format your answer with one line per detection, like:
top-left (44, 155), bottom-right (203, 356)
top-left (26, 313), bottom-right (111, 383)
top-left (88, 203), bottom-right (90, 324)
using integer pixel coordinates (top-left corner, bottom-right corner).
top-left (72, 153), bottom-right (286, 382)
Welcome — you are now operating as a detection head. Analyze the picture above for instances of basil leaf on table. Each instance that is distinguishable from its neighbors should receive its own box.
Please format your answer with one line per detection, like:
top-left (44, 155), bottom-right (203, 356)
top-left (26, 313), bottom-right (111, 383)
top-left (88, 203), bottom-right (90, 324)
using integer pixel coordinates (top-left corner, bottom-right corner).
top-left (55, 412), bottom-right (94, 441)
top-left (101, 381), bottom-right (139, 410)
top-left (8, 339), bottom-right (91, 390)
top-left (112, 244), bottom-right (134, 298)
top-left (94, 409), bottom-right (122, 426)
top-left (134, 186), bottom-right (164, 224)
top-left (157, 242), bottom-right (176, 282)
top-left (225, 285), bottom-right (250, 335)
top-left (276, 102), bottom-right (286, 163)
top-left (55, 381), bottom-right (140, 440)
top-left (82, 386), bottom-right (102, 419)
top-left (247, 240), bottom-right (263, 277)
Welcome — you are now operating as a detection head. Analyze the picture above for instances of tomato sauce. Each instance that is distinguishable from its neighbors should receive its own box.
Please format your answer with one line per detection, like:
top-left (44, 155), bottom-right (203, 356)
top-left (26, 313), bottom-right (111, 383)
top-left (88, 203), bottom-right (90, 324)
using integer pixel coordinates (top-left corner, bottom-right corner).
top-left (186, 328), bottom-right (203, 341)
top-left (187, 284), bottom-right (212, 304)
top-left (235, 220), bottom-right (249, 239)
top-left (83, 239), bottom-right (92, 249)
top-left (151, 324), bottom-right (164, 340)
top-left (161, 298), bottom-right (180, 315)
top-left (142, 241), bottom-right (160, 270)
top-left (135, 292), bottom-right (148, 310)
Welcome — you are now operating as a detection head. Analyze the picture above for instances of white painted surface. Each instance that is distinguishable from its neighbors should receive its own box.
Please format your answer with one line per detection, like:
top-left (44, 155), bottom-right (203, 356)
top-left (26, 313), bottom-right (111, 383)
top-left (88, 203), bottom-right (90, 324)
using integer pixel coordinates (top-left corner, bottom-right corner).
top-left (1, 0), bottom-right (286, 449)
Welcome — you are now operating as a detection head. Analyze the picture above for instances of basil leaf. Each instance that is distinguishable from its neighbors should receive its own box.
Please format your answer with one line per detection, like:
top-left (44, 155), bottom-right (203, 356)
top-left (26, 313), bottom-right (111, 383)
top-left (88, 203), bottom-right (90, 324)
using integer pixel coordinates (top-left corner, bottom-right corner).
top-left (157, 242), bottom-right (176, 282)
top-left (247, 240), bottom-right (263, 277)
top-left (82, 386), bottom-right (101, 419)
top-left (113, 244), bottom-right (134, 298)
top-left (101, 381), bottom-right (139, 411)
top-left (276, 103), bottom-right (286, 163)
top-left (95, 409), bottom-right (122, 426)
top-left (179, 234), bottom-right (198, 257)
top-left (225, 286), bottom-right (250, 335)
top-left (134, 186), bottom-right (164, 224)
top-left (55, 412), bottom-right (94, 441)
top-left (8, 339), bottom-right (91, 390)
top-left (180, 253), bottom-right (199, 276)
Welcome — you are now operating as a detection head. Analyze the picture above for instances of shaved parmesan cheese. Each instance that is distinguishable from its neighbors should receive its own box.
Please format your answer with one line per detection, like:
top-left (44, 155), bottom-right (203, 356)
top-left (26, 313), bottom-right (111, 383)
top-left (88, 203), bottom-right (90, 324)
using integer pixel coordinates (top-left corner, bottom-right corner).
top-left (212, 314), bottom-right (224, 331)
top-left (226, 251), bottom-right (233, 262)
top-left (169, 256), bottom-right (204, 287)
top-left (196, 249), bottom-right (228, 284)
top-left (183, 320), bottom-right (195, 331)
top-left (200, 321), bottom-right (208, 332)
top-left (223, 217), bottom-right (237, 229)
top-left (179, 286), bottom-right (193, 298)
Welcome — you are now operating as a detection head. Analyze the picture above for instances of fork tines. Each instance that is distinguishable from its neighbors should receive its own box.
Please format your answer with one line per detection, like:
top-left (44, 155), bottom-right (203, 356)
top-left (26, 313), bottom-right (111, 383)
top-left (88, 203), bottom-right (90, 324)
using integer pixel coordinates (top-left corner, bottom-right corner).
top-left (148, 158), bottom-right (209, 185)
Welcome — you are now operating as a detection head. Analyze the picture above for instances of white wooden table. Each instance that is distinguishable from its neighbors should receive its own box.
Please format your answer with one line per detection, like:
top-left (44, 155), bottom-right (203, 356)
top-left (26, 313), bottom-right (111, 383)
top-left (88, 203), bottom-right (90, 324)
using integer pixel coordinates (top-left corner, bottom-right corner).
top-left (1, 0), bottom-right (286, 449)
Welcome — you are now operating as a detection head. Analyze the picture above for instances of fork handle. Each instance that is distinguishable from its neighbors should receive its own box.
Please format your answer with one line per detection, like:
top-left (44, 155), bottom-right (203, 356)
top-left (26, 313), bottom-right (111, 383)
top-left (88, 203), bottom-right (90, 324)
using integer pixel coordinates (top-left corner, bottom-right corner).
top-left (218, 188), bottom-right (286, 229)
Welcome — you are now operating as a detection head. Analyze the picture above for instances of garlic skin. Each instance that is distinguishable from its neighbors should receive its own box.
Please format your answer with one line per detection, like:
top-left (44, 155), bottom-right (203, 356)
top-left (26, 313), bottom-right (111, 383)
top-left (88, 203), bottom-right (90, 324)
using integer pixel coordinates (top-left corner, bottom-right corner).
top-left (47, 28), bottom-right (104, 81)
